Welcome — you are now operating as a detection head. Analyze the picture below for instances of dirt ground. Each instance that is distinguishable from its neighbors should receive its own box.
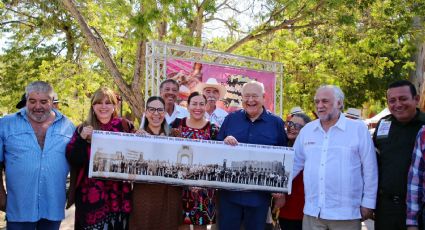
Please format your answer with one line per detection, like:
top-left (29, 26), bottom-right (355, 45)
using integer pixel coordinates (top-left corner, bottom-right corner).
top-left (0, 209), bottom-right (374, 230)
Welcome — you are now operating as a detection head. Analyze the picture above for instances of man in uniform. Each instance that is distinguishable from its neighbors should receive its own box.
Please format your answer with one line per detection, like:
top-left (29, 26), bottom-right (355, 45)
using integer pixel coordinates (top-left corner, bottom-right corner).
top-left (373, 80), bottom-right (425, 230)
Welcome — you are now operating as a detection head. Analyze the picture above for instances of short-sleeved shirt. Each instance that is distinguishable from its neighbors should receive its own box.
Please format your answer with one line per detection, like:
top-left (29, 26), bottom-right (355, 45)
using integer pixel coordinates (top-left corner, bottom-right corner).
top-left (217, 108), bottom-right (287, 206)
top-left (0, 109), bottom-right (75, 221)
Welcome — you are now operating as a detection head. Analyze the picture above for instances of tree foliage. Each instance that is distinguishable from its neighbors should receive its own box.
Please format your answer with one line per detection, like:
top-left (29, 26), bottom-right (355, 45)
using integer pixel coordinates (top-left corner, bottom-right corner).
top-left (1, 0), bottom-right (424, 121)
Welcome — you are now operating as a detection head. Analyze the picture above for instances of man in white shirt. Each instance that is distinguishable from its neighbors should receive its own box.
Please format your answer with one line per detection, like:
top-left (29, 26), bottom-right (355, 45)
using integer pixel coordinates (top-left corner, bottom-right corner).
top-left (159, 79), bottom-right (189, 124)
top-left (196, 78), bottom-right (228, 126)
top-left (293, 85), bottom-right (377, 230)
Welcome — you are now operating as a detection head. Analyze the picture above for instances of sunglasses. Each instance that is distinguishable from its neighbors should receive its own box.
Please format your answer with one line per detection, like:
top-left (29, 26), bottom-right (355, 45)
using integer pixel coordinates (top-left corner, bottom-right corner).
top-left (146, 106), bottom-right (165, 114)
top-left (287, 121), bottom-right (304, 130)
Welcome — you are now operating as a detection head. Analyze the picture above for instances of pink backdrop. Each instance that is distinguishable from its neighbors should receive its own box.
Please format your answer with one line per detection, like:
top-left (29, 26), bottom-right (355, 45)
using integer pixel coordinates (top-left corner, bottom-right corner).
top-left (166, 59), bottom-right (276, 112)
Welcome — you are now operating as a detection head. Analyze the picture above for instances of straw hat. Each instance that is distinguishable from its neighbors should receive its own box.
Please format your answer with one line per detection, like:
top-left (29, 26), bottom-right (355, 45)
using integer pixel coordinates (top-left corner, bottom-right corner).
top-left (196, 78), bottom-right (227, 99)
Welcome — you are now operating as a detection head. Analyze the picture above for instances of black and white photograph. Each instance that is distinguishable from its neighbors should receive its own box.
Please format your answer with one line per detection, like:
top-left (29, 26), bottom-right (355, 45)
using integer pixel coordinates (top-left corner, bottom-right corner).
top-left (89, 130), bottom-right (295, 193)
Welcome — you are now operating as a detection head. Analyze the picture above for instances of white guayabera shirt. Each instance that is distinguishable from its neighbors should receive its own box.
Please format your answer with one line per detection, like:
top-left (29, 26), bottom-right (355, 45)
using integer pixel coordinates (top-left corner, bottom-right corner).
top-left (292, 113), bottom-right (378, 220)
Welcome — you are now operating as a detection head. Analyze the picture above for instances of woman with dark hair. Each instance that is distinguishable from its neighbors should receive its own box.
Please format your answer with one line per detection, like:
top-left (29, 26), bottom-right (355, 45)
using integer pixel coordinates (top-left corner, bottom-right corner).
top-left (171, 91), bottom-right (219, 230)
top-left (129, 96), bottom-right (183, 230)
top-left (278, 112), bottom-right (311, 230)
top-left (66, 87), bottom-right (134, 230)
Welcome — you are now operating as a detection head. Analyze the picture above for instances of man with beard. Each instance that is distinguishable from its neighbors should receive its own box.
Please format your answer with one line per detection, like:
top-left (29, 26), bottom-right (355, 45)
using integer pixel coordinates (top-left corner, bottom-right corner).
top-left (0, 81), bottom-right (75, 230)
top-left (196, 78), bottom-right (228, 126)
top-left (159, 79), bottom-right (189, 124)
top-left (293, 85), bottom-right (377, 230)
top-left (217, 81), bottom-right (287, 230)
top-left (373, 80), bottom-right (425, 230)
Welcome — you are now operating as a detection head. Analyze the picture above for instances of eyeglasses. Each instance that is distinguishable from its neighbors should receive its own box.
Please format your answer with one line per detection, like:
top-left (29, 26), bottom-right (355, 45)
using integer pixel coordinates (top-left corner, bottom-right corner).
top-left (242, 95), bottom-right (260, 100)
top-left (146, 106), bottom-right (165, 114)
top-left (287, 121), bottom-right (304, 130)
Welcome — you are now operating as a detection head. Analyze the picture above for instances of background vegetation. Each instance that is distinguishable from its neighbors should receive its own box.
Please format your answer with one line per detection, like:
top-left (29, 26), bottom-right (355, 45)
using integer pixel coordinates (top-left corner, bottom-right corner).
top-left (1, 0), bottom-right (424, 123)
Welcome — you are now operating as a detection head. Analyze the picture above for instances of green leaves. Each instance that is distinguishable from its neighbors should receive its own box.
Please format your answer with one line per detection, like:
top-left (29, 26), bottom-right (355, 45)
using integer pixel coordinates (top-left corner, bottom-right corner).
top-left (0, 0), bottom-right (424, 120)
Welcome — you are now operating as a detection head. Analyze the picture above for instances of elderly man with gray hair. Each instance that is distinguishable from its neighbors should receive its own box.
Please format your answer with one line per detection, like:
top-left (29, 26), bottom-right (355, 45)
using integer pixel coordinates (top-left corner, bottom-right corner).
top-left (0, 81), bottom-right (75, 230)
top-left (217, 80), bottom-right (288, 230)
top-left (292, 85), bottom-right (378, 230)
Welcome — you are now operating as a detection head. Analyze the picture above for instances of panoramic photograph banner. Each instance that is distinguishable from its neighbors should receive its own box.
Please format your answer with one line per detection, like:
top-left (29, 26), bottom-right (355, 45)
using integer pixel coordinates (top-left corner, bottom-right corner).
top-left (89, 131), bottom-right (294, 193)
top-left (166, 59), bottom-right (276, 112)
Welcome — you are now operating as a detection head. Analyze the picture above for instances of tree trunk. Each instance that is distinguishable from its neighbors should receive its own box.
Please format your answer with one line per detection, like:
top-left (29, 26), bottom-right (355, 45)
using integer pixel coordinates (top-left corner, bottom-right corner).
top-left (60, 0), bottom-right (144, 120)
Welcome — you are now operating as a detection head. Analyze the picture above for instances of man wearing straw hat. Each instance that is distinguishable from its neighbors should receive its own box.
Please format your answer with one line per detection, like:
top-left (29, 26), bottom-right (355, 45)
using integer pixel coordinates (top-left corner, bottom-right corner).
top-left (196, 78), bottom-right (228, 126)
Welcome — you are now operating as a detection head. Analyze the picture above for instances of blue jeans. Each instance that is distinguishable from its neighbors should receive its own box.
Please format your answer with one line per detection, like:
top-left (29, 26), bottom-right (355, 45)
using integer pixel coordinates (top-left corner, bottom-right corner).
top-left (7, 219), bottom-right (61, 230)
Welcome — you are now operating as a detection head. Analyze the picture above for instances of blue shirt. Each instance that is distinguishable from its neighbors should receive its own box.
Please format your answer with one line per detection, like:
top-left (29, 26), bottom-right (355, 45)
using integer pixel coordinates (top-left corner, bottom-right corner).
top-left (0, 109), bottom-right (75, 221)
top-left (217, 108), bottom-right (287, 206)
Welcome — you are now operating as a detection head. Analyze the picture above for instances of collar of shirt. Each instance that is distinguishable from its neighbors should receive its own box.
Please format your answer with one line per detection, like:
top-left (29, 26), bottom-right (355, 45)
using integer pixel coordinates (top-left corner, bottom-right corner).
top-left (17, 108), bottom-right (64, 123)
top-left (382, 109), bottom-right (425, 127)
top-left (206, 108), bottom-right (227, 117)
top-left (311, 112), bottom-right (347, 132)
top-left (242, 107), bottom-right (270, 122)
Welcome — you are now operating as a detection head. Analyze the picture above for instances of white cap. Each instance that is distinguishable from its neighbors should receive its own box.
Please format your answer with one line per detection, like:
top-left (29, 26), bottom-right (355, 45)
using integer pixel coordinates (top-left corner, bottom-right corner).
top-left (52, 92), bottom-right (59, 103)
top-left (345, 108), bottom-right (362, 119)
top-left (290, 106), bottom-right (304, 115)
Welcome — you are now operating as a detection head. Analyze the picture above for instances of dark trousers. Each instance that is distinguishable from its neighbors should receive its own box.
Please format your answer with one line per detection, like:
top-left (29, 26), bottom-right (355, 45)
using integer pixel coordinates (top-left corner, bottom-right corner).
top-left (278, 218), bottom-right (302, 230)
top-left (218, 196), bottom-right (269, 230)
top-left (374, 196), bottom-right (406, 230)
top-left (7, 219), bottom-right (61, 230)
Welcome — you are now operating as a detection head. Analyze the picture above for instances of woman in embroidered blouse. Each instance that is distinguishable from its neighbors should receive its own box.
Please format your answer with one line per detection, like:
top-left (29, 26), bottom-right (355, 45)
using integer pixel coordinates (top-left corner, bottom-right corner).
top-left (66, 87), bottom-right (133, 230)
top-left (171, 91), bottom-right (219, 230)
top-left (129, 96), bottom-right (183, 229)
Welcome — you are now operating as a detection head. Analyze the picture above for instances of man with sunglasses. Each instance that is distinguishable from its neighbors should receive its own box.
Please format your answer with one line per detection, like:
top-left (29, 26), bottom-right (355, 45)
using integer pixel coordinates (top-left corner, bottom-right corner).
top-left (293, 85), bottom-right (377, 230)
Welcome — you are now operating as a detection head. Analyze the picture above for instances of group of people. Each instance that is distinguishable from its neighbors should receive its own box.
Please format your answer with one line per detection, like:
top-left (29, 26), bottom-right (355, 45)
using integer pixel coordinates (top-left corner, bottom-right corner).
top-left (0, 78), bottom-right (424, 230)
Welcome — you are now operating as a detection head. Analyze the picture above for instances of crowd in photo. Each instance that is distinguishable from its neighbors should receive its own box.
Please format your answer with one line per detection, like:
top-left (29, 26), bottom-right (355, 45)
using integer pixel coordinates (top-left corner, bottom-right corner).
top-left (1, 78), bottom-right (425, 230)
top-left (93, 153), bottom-right (289, 188)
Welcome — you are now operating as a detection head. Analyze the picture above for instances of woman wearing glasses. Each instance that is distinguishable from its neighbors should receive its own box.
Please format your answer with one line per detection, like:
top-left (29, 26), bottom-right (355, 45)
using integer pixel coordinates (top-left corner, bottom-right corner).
top-left (279, 112), bottom-right (311, 230)
top-left (129, 96), bottom-right (183, 230)
top-left (171, 91), bottom-right (219, 230)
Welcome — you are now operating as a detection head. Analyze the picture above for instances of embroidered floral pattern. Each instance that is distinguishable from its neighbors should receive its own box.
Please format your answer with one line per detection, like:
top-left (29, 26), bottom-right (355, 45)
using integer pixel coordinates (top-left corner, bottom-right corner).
top-left (67, 117), bottom-right (133, 230)
top-left (171, 118), bottom-right (219, 225)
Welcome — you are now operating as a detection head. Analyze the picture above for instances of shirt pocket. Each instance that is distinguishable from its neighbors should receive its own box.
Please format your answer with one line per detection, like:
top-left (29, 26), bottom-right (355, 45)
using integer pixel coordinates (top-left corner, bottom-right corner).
top-left (4, 130), bottom-right (37, 163)
top-left (339, 145), bottom-right (362, 207)
top-left (49, 129), bottom-right (73, 153)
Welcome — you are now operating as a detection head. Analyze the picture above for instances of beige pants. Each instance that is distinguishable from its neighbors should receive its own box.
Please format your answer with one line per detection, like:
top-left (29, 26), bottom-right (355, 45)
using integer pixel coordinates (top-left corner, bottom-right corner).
top-left (302, 215), bottom-right (361, 230)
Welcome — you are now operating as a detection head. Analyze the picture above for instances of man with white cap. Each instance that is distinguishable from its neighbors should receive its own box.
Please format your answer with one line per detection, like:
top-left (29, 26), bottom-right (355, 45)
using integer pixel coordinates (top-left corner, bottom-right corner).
top-left (290, 106), bottom-right (304, 116)
top-left (345, 108), bottom-right (362, 120)
top-left (196, 78), bottom-right (228, 126)
top-left (52, 92), bottom-right (60, 110)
